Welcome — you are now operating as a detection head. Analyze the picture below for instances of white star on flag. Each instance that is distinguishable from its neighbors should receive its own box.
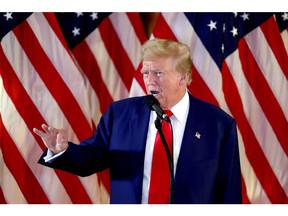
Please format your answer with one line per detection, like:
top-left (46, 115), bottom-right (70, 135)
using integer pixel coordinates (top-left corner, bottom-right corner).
top-left (241, 13), bottom-right (249, 21)
top-left (90, 13), bottom-right (98, 20)
top-left (3, 12), bottom-right (13, 21)
top-left (207, 20), bottom-right (217, 31)
top-left (230, 26), bottom-right (238, 37)
top-left (72, 27), bottom-right (80, 36)
top-left (282, 12), bottom-right (288, 21)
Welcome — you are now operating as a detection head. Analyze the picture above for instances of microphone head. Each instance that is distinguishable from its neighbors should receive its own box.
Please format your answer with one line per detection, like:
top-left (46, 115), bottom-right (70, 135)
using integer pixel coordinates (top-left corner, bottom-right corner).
top-left (145, 94), bottom-right (171, 123)
top-left (144, 94), bottom-right (160, 110)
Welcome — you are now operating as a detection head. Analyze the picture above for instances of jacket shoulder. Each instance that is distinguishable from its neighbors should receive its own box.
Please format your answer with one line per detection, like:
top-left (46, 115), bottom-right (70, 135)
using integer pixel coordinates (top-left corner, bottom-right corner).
top-left (189, 94), bottom-right (234, 123)
top-left (103, 96), bottom-right (150, 118)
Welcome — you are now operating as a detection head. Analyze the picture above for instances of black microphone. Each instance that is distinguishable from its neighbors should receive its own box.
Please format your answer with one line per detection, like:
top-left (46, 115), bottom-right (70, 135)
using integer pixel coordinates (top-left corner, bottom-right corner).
top-left (145, 95), bottom-right (171, 123)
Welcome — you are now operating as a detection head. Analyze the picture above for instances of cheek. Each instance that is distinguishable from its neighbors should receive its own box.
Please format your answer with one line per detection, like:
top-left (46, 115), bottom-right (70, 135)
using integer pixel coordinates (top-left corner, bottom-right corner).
top-left (143, 77), bottom-right (152, 89)
top-left (159, 83), bottom-right (174, 97)
top-left (160, 78), bottom-right (178, 91)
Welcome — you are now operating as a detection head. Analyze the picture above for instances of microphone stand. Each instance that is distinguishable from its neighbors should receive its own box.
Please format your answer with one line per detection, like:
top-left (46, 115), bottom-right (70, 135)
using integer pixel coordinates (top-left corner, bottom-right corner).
top-left (154, 117), bottom-right (174, 204)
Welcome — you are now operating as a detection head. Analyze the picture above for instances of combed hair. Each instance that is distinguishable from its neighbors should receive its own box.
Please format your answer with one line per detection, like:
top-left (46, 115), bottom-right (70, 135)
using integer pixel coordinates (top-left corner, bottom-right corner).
top-left (141, 38), bottom-right (193, 84)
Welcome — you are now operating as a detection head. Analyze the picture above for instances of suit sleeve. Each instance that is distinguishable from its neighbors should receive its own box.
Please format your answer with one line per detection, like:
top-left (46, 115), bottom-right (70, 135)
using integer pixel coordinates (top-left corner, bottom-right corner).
top-left (38, 104), bottom-right (114, 177)
top-left (217, 119), bottom-right (242, 203)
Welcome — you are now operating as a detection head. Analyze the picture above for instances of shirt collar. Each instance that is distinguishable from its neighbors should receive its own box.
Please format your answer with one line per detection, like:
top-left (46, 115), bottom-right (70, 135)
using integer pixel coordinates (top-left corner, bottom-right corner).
top-left (170, 90), bottom-right (190, 124)
top-left (151, 90), bottom-right (190, 123)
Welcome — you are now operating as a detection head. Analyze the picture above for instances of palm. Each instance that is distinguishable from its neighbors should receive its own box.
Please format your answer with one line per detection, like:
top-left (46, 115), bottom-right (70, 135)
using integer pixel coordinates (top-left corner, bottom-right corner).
top-left (42, 132), bottom-right (57, 148)
top-left (33, 124), bottom-right (68, 154)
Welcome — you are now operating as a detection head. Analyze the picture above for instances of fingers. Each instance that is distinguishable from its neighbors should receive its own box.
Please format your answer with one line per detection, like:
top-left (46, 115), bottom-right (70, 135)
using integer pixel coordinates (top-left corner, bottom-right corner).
top-left (41, 124), bottom-right (49, 133)
top-left (33, 127), bottom-right (45, 137)
top-left (48, 126), bottom-right (58, 134)
top-left (33, 124), bottom-right (68, 153)
top-left (33, 124), bottom-right (58, 137)
top-left (41, 124), bottom-right (58, 134)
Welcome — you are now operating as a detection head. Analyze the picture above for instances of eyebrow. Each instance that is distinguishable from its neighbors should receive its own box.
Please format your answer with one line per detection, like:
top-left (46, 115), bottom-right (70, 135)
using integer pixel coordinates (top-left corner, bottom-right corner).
top-left (140, 66), bottom-right (162, 72)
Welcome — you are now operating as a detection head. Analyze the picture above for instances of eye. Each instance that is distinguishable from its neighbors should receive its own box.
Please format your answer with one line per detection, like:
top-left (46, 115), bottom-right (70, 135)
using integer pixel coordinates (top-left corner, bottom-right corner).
top-left (141, 71), bottom-right (149, 77)
top-left (155, 71), bottom-right (164, 77)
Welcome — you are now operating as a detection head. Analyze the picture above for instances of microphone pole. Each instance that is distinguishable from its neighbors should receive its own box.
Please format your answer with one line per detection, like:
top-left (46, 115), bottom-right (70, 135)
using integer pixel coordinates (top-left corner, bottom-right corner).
top-left (154, 117), bottom-right (174, 204)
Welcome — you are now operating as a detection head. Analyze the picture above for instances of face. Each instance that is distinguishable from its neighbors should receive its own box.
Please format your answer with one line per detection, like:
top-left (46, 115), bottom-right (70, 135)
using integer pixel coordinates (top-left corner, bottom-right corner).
top-left (141, 57), bottom-right (187, 110)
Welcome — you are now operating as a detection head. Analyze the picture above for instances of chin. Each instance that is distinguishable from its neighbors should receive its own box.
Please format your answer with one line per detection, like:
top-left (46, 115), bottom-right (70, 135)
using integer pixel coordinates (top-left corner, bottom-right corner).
top-left (158, 100), bottom-right (167, 109)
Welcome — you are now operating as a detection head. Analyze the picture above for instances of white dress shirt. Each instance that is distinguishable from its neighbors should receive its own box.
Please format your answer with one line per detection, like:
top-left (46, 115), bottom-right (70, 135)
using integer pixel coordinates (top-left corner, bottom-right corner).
top-left (141, 90), bottom-right (190, 203)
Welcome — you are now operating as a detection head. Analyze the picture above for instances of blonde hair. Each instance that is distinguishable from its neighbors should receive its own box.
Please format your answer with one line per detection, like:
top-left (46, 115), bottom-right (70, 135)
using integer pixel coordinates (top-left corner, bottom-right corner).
top-left (141, 38), bottom-right (193, 85)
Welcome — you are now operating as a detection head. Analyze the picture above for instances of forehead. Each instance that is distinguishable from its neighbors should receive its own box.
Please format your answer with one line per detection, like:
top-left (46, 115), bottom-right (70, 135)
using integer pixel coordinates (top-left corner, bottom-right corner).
top-left (141, 58), bottom-right (174, 71)
top-left (141, 61), bottom-right (161, 71)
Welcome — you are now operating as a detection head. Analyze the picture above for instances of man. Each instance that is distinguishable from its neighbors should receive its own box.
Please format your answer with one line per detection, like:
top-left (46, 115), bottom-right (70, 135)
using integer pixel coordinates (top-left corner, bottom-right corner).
top-left (34, 38), bottom-right (242, 204)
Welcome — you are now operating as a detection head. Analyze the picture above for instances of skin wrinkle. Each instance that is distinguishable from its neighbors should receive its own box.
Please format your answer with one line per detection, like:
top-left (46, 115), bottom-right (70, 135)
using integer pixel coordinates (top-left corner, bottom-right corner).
top-left (141, 57), bottom-right (188, 110)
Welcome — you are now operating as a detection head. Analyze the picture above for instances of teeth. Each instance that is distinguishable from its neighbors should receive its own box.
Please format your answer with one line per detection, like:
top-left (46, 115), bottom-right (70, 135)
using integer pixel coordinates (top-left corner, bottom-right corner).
top-left (150, 90), bottom-right (159, 96)
top-left (150, 91), bottom-right (159, 97)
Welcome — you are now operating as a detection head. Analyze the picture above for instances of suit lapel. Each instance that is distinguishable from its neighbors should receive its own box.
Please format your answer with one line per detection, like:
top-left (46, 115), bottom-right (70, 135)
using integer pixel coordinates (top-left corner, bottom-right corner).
top-left (175, 94), bottom-right (206, 182)
top-left (128, 98), bottom-right (150, 151)
top-left (127, 98), bottom-right (151, 203)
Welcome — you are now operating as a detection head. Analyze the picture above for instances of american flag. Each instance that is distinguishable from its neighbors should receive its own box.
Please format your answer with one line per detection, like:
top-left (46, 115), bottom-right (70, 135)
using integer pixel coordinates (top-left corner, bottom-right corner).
top-left (0, 12), bottom-right (146, 204)
top-left (0, 12), bottom-right (287, 204)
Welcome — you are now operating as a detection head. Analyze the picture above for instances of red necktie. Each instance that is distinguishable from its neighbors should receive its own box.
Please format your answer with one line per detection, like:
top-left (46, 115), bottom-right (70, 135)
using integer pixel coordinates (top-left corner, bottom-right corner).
top-left (148, 110), bottom-right (173, 204)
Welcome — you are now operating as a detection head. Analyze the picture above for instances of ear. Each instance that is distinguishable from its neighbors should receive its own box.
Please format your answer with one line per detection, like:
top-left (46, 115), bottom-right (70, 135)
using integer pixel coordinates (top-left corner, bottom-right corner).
top-left (179, 74), bottom-right (188, 86)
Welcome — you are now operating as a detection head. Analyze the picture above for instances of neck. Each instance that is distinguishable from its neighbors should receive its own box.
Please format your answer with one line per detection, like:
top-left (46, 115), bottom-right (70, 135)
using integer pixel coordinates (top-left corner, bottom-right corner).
top-left (162, 89), bottom-right (187, 110)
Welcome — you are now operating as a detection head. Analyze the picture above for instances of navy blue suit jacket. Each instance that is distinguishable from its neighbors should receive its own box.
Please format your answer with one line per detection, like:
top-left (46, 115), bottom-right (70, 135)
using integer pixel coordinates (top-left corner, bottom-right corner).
top-left (38, 93), bottom-right (242, 204)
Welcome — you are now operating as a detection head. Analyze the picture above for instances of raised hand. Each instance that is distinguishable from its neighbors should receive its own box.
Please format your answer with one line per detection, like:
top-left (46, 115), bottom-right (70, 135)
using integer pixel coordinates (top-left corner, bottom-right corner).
top-left (33, 124), bottom-right (68, 154)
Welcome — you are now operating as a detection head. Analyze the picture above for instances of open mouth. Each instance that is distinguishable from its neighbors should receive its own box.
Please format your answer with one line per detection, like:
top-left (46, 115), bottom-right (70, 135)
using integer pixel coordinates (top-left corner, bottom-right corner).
top-left (150, 90), bottom-right (160, 97)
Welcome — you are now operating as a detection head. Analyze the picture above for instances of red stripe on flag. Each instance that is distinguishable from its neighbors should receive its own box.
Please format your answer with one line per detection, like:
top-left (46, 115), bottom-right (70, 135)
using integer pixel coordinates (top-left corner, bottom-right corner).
top-left (13, 20), bottom-right (92, 141)
top-left (241, 176), bottom-right (251, 204)
top-left (99, 17), bottom-right (134, 90)
top-left (222, 61), bottom-right (288, 204)
top-left (187, 65), bottom-right (219, 107)
top-left (0, 118), bottom-right (50, 203)
top-left (260, 16), bottom-right (288, 80)
top-left (238, 39), bottom-right (288, 156)
top-left (153, 14), bottom-right (178, 40)
top-left (72, 41), bottom-right (113, 114)
top-left (126, 12), bottom-right (148, 44)
top-left (97, 170), bottom-right (111, 195)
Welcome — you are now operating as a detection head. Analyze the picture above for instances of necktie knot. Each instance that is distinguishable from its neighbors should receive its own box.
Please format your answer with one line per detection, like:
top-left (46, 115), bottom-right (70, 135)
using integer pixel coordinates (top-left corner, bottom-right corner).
top-left (165, 110), bottom-right (173, 118)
